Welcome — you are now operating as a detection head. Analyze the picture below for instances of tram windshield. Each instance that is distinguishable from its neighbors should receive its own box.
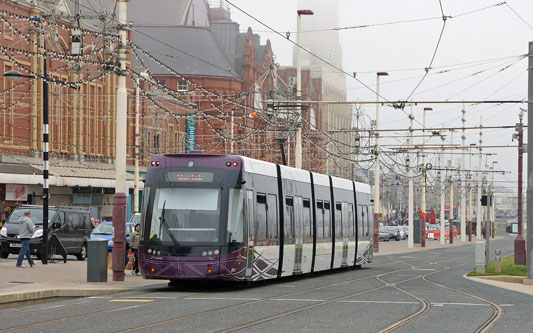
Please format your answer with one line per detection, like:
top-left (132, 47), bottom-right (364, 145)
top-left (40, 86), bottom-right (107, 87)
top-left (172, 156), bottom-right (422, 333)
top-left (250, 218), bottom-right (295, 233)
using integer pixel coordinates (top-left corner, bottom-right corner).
top-left (147, 187), bottom-right (222, 244)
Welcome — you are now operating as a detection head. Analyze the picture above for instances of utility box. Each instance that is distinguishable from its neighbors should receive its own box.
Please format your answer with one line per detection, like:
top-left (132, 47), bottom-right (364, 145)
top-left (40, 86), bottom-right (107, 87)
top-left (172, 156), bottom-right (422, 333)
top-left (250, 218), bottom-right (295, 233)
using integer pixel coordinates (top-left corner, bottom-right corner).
top-left (475, 241), bottom-right (486, 274)
top-left (87, 239), bottom-right (108, 282)
top-left (413, 219), bottom-right (421, 245)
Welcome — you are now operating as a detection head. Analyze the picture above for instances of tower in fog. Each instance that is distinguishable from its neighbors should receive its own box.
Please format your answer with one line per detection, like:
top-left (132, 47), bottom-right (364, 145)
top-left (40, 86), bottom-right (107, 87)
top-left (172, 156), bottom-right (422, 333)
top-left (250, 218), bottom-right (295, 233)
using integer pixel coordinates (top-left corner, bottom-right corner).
top-left (294, 0), bottom-right (352, 179)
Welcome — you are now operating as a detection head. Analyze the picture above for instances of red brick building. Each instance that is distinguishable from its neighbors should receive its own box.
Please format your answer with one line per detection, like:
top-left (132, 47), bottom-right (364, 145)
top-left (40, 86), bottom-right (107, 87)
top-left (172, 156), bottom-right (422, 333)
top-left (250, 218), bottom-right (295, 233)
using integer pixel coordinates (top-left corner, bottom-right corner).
top-left (0, 0), bottom-right (327, 218)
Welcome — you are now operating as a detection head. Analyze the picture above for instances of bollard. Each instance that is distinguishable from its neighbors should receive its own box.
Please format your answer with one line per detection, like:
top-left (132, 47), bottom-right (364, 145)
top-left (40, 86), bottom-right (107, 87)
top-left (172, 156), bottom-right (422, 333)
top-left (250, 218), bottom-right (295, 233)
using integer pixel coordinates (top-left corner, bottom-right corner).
top-left (494, 249), bottom-right (502, 273)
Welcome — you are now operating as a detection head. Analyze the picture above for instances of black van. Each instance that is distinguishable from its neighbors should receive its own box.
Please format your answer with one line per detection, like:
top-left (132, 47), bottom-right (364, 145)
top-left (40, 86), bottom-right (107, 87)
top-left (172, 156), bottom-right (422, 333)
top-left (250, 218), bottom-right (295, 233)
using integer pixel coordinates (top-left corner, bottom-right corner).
top-left (0, 205), bottom-right (93, 260)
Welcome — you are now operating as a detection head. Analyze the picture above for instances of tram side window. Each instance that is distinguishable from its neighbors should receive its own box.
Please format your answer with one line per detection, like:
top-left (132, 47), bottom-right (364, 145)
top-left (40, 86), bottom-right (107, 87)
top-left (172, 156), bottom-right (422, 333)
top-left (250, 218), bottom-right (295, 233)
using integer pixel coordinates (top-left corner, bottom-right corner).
top-left (348, 203), bottom-right (354, 238)
top-left (267, 194), bottom-right (279, 241)
top-left (256, 194), bottom-right (267, 242)
top-left (324, 201), bottom-right (331, 237)
top-left (303, 199), bottom-right (312, 240)
top-left (358, 204), bottom-right (364, 241)
top-left (335, 202), bottom-right (342, 238)
top-left (285, 197), bottom-right (294, 242)
top-left (316, 201), bottom-right (324, 238)
top-left (365, 206), bottom-right (370, 239)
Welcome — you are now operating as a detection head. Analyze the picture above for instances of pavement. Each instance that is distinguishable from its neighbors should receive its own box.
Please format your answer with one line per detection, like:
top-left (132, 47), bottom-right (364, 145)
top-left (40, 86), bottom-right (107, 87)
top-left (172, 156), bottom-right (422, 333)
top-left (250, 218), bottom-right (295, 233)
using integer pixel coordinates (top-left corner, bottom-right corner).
top-left (0, 256), bottom-right (165, 305)
top-left (1, 235), bottom-right (531, 306)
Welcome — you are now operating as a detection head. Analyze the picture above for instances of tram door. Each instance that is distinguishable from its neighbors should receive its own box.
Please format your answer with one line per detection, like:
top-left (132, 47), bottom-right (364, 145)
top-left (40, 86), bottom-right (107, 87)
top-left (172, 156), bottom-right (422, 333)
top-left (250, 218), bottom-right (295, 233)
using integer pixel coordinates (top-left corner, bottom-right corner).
top-left (246, 190), bottom-right (255, 278)
top-left (293, 196), bottom-right (304, 273)
top-left (341, 202), bottom-right (349, 266)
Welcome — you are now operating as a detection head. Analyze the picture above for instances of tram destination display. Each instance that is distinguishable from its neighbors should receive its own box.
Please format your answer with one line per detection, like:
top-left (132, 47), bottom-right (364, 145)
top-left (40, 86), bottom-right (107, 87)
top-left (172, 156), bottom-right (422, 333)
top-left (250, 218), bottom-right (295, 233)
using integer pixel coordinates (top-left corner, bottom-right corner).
top-left (166, 171), bottom-right (214, 183)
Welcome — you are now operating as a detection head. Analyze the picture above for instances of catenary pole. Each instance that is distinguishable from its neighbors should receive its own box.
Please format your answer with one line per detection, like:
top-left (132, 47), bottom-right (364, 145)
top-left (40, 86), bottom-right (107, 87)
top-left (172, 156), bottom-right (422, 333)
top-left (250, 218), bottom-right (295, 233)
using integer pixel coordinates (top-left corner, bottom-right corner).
top-left (461, 107), bottom-right (466, 241)
top-left (134, 75), bottom-right (140, 213)
top-left (440, 132), bottom-right (446, 245)
top-left (112, 0), bottom-right (128, 281)
top-left (408, 105), bottom-right (414, 248)
top-left (468, 144), bottom-right (474, 241)
top-left (374, 72), bottom-right (388, 252)
top-left (449, 131), bottom-right (454, 244)
top-left (527, 41), bottom-right (533, 280)
top-left (477, 121), bottom-right (483, 240)
top-left (515, 108), bottom-right (526, 265)
top-left (295, 10), bottom-right (313, 169)
top-left (42, 48), bottom-right (49, 265)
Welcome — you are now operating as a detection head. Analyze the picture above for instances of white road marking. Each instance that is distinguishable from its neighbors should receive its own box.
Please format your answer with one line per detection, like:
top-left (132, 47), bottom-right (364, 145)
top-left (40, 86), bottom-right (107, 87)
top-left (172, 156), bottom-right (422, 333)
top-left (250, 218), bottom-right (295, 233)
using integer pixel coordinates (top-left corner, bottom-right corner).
top-left (339, 300), bottom-right (419, 305)
top-left (431, 302), bottom-right (489, 307)
top-left (186, 297), bottom-right (260, 301)
top-left (271, 299), bottom-right (325, 302)
top-left (123, 296), bottom-right (175, 299)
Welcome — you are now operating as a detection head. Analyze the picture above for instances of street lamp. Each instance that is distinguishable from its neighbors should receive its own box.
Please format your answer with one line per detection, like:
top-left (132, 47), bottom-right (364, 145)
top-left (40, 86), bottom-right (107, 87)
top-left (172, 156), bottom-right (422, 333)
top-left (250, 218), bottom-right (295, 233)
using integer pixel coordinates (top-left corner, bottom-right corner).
top-left (295, 9), bottom-right (314, 170)
top-left (373, 72), bottom-right (388, 252)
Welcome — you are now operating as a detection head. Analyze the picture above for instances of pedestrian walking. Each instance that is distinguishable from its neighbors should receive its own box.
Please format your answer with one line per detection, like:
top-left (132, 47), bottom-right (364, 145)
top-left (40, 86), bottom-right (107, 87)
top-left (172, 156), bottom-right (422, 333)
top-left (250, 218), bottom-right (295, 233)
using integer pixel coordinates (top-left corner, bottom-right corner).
top-left (130, 224), bottom-right (141, 275)
top-left (16, 210), bottom-right (36, 268)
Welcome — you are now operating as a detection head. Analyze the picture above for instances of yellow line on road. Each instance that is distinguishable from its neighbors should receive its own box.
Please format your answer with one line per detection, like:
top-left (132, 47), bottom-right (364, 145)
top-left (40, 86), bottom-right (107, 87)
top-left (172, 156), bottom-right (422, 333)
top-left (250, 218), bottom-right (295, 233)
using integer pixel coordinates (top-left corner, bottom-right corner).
top-left (109, 299), bottom-right (154, 303)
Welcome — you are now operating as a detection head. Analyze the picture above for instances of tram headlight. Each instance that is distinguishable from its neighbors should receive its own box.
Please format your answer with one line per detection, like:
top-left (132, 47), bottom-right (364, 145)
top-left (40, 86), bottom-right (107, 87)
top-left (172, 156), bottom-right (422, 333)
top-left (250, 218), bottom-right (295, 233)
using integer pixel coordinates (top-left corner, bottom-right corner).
top-left (187, 160), bottom-right (195, 168)
top-left (208, 251), bottom-right (213, 256)
top-left (202, 251), bottom-right (207, 256)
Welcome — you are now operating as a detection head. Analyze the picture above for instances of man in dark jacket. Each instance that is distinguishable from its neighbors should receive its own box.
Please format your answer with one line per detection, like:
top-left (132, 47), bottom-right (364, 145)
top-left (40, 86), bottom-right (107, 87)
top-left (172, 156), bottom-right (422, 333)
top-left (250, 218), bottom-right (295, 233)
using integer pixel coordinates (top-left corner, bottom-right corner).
top-left (16, 210), bottom-right (36, 268)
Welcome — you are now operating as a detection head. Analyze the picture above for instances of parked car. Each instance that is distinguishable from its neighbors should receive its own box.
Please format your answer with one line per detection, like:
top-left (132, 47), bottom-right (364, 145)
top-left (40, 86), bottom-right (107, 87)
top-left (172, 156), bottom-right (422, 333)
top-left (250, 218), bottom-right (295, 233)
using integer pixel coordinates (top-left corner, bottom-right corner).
top-left (90, 222), bottom-right (135, 252)
top-left (382, 226), bottom-right (401, 241)
top-left (0, 205), bottom-right (92, 260)
top-left (379, 230), bottom-right (390, 242)
top-left (401, 225), bottom-right (409, 238)
top-left (129, 213), bottom-right (141, 225)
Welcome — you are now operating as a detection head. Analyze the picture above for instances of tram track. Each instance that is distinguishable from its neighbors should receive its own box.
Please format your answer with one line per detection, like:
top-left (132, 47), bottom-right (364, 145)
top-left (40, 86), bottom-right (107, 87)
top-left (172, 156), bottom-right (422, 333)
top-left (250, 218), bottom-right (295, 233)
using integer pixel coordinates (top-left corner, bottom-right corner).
top-left (0, 291), bottom-right (205, 332)
top-left (377, 259), bottom-right (503, 333)
top-left (0, 264), bottom-right (404, 333)
top-left (117, 256), bottom-right (464, 332)
top-left (0, 252), bottom-right (503, 332)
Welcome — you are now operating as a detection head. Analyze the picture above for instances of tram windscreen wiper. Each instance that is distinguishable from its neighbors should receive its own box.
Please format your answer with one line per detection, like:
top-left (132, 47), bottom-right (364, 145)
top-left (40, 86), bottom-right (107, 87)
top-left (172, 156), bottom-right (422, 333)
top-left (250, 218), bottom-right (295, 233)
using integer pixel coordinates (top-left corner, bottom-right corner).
top-left (159, 200), bottom-right (180, 247)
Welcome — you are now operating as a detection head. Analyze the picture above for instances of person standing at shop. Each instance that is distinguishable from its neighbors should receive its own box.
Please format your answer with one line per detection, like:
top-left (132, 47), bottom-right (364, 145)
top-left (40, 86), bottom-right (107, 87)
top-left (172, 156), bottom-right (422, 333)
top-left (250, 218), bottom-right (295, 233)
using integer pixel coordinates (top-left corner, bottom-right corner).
top-left (16, 210), bottom-right (36, 268)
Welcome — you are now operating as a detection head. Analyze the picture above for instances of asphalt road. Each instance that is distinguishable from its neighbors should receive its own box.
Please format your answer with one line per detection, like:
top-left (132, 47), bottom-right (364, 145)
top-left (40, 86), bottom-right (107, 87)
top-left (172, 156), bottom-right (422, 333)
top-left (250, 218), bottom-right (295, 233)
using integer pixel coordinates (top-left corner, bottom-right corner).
top-left (1, 235), bottom-right (531, 333)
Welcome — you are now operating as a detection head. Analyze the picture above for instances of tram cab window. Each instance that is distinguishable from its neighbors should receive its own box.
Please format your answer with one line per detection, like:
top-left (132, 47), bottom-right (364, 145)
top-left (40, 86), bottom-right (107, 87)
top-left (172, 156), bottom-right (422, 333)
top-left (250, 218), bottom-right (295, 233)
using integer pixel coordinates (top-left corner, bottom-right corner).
top-left (147, 187), bottom-right (222, 244)
top-left (335, 202), bottom-right (342, 238)
top-left (323, 201), bottom-right (331, 237)
top-left (227, 188), bottom-right (244, 243)
top-left (285, 197), bottom-right (294, 242)
top-left (316, 201), bottom-right (324, 238)
top-left (303, 199), bottom-right (312, 240)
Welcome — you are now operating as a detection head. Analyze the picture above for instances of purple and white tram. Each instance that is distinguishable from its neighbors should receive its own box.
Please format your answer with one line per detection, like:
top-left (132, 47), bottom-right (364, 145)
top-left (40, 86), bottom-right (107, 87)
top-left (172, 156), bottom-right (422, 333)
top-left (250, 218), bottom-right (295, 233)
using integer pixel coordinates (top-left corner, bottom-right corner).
top-left (139, 152), bottom-right (373, 283)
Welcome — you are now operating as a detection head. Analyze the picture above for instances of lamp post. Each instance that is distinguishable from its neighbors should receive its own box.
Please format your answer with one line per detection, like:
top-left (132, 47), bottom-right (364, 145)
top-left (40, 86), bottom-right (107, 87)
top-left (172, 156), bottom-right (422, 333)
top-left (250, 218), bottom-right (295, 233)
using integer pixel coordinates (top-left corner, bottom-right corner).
top-left (4, 64), bottom-right (75, 264)
top-left (373, 72), bottom-right (388, 252)
top-left (295, 9), bottom-right (314, 170)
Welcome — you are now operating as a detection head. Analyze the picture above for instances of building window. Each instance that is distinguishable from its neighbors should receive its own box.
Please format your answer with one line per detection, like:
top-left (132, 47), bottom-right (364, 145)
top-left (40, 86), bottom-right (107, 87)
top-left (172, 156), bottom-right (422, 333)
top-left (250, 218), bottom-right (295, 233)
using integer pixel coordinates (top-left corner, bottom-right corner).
top-left (177, 80), bottom-right (188, 92)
